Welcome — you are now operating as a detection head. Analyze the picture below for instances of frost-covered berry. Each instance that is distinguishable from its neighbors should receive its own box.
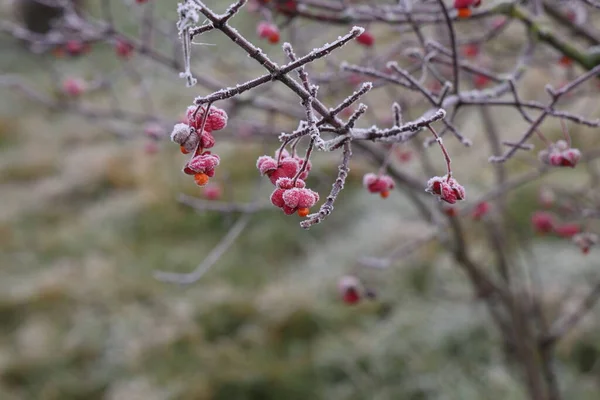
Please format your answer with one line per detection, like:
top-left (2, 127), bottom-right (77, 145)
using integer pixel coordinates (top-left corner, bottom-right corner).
top-left (115, 39), bottom-right (134, 59)
top-left (186, 105), bottom-right (228, 132)
top-left (338, 275), bottom-right (361, 305)
top-left (539, 142), bottom-right (581, 168)
top-left (531, 211), bottom-right (555, 234)
top-left (356, 31), bottom-right (374, 47)
top-left (472, 201), bottom-right (490, 220)
top-left (426, 175), bottom-right (466, 204)
top-left (560, 148), bottom-right (581, 167)
top-left (257, 22), bottom-right (280, 44)
top-left (200, 130), bottom-right (216, 149)
top-left (184, 152), bottom-right (220, 177)
top-left (170, 123), bottom-right (199, 153)
top-left (257, 155), bottom-right (301, 185)
top-left (62, 78), bottom-right (86, 96)
top-left (363, 173), bottom-right (395, 198)
top-left (555, 223), bottom-right (580, 238)
top-left (270, 178), bottom-right (319, 215)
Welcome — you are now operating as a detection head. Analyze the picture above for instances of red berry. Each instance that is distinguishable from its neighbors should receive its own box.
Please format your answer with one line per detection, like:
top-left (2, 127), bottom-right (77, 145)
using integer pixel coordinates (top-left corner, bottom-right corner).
top-left (462, 44), bottom-right (480, 58)
top-left (555, 223), bottom-right (580, 238)
top-left (343, 288), bottom-right (360, 305)
top-left (338, 275), bottom-right (361, 305)
top-left (531, 211), bottom-right (555, 234)
top-left (115, 39), bottom-right (134, 59)
top-left (474, 74), bottom-right (490, 88)
top-left (472, 201), bottom-right (490, 220)
top-left (559, 55), bottom-right (572, 67)
top-left (204, 184), bottom-right (222, 200)
top-left (257, 22), bottom-right (280, 44)
top-left (363, 173), bottom-right (395, 197)
top-left (62, 78), bottom-right (85, 96)
top-left (356, 31), bottom-right (375, 47)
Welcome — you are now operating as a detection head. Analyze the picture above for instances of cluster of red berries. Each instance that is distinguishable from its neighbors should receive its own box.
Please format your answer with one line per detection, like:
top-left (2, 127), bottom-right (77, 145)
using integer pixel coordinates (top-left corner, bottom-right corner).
top-left (53, 37), bottom-right (135, 60)
top-left (53, 40), bottom-right (90, 58)
top-left (443, 200), bottom-right (490, 220)
top-left (426, 175), bottom-right (466, 204)
top-left (257, 150), bottom-right (319, 217)
top-left (171, 105), bottom-right (228, 187)
top-left (531, 211), bottom-right (581, 238)
top-left (363, 173), bottom-right (395, 198)
top-left (257, 22), bottom-right (280, 44)
top-left (538, 140), bottom-right (581, 168)
top-left (454, 0), bottom-right (481, 18)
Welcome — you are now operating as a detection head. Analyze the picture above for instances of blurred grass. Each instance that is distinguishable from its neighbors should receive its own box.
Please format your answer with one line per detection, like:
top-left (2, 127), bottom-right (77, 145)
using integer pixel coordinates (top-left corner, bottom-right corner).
top-left (1, 1), bottom-right (600, 399)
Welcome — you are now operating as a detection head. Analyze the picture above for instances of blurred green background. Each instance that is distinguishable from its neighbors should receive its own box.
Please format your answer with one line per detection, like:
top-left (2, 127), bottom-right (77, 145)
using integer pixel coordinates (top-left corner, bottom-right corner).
top-left (1, 1), bottom-right (600, 399)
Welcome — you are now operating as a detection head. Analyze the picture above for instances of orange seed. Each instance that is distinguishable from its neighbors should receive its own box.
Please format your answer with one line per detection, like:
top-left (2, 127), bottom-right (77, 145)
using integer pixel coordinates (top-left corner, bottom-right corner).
top-left (194, 173), bottom-right (209, 186)
top-left (297, 207), bottom-right (310, 217)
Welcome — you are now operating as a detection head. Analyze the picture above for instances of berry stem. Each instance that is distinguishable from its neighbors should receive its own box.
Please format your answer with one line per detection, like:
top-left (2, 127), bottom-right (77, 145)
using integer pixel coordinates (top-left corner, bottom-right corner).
top-left (560, 118), bottom-right (571, 148)
top-left (534, 128), bottom-right (552, 146)
top-left (426, 124), bottom-right (452, 181)
top-left (292, 138), bottom-right (315, 185)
